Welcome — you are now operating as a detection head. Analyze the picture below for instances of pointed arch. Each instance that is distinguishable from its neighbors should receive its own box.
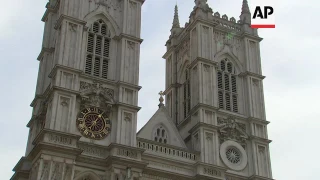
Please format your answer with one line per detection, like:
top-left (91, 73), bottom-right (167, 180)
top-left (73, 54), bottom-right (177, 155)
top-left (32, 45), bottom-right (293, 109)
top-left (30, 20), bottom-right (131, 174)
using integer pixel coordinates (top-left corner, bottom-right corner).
top-left (216, 57), bottom-right (240, 113)
top-left (84, 6), bottom-right (120, 36)
top-left (178, 59), bottom-right (190, 84)
top-left (214, 45), bottom-right (243, 73)
top-left (73, 171), bottom-right (101, 180)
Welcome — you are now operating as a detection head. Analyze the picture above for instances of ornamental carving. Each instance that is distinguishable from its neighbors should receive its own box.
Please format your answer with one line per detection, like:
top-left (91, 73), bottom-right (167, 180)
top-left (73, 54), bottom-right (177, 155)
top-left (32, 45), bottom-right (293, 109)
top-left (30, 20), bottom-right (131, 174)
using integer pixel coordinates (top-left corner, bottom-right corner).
top-left (218, 117), bottom-right (248, 143)
top-left (203, 167), bottom-right (221, 177)
top-left (117, 148), bottom-right (137, 159)
top-left (79, 81), bottom-right (114, 110)
top-left (97, 0), bottom-right (121, 11)
top-left (78, 144), bottom-right (106, 158)
top-left (49, 134), bottom-right (73, 146)
top-left (40, 162), bottom-right (49, 180)
top-left (51, 162), bottom-right (63, 180)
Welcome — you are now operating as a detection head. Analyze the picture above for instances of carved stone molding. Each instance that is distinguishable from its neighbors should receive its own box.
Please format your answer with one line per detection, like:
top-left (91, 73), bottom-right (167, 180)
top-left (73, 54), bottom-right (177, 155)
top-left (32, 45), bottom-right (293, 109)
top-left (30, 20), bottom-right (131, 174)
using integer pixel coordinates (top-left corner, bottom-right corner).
top-left (78, 143), bottom-right (108, 158)
top-left (97, 0), bottom-right (121, 11)
top-left (79, 81), bottom-right (114, 110)
top-left (203, 167), bottom-right (222, 177)
top-left (218, 116), bottom-right (248, 143)
top-left (141, 173), bottom-right (172, 180)
top-left (117, 148), bottom-right (138, 159)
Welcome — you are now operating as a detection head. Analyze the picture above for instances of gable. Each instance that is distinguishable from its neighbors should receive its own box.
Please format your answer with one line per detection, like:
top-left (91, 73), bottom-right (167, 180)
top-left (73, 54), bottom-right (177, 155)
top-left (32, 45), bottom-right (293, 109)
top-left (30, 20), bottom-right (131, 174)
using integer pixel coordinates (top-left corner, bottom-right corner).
top-left (137, 106), bottom-right (187, 149)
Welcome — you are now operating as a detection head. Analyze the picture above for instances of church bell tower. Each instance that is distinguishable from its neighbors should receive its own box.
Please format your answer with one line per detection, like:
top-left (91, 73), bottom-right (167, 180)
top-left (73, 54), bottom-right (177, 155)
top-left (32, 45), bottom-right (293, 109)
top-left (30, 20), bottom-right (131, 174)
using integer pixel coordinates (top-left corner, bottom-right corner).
top-left (163, 0), bottom-right (273, 179)
top-left (12, 0), bottom-right (145, 179)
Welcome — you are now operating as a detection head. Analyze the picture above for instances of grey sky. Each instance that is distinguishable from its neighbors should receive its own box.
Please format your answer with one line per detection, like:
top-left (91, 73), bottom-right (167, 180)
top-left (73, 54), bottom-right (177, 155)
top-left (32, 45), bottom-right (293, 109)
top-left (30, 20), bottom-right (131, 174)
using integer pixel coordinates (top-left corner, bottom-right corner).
top-left (0, 0), bottom-right (319, 179)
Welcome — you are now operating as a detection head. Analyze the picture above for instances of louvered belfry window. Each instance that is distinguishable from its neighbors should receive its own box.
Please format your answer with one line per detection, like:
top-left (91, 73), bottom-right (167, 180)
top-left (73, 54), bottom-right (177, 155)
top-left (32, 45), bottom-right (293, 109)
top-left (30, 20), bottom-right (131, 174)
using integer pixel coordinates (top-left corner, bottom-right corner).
top-left (85, 19), bottom-right (111, 79)
top-left (218, 59), bottom-right (238, 113)
top-left (183, 70), bottom-right (191, 118)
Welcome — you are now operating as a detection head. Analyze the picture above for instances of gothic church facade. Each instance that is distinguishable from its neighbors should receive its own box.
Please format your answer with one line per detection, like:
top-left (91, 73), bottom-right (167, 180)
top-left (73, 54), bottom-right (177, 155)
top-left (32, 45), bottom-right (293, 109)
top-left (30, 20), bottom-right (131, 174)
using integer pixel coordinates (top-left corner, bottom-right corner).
top-left (12, 0), bottom-right (273, 180)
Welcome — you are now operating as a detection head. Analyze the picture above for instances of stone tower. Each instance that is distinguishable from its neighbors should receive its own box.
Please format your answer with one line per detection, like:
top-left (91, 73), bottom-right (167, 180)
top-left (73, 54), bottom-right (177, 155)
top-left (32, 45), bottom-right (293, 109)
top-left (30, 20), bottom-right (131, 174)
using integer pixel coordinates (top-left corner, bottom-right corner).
top-left (12, 0), bottom-right (274, 180)
top-left (163, 0), bottom-right (273, 179)
top-left (12, 0), bottom-right (145, 179)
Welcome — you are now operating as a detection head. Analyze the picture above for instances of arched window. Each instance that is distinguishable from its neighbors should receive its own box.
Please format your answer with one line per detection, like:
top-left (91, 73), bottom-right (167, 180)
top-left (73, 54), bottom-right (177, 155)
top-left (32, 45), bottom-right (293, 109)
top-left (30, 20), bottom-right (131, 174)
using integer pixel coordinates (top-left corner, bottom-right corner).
top-left (154, 126), bottom-right (168, 144)
top-left (218, 59), bottom-right (238, 113)
top-left (183, 70), bottom-right (191, 118)
top-left (85, 19), bottom-right (111, 79)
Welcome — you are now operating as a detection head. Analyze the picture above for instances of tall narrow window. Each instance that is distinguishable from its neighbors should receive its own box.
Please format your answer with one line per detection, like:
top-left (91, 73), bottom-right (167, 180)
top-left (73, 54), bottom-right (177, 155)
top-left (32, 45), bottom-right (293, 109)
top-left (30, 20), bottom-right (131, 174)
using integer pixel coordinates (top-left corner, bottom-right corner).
top-left (217, 59), bottom-right (238, 113)
top-left (184, 70), bottom-right (191, 118)
top-left (85, 19), bottom-right (111, 79)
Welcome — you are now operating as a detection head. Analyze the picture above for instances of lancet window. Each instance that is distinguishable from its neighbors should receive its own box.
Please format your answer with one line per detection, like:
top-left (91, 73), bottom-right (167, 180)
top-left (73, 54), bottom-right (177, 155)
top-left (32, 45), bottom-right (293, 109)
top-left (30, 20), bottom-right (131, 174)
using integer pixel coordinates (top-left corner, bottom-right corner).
top-left (218, 59), bottom-right (238, 112)
top-left (85, 19), bottom-right (111, 79)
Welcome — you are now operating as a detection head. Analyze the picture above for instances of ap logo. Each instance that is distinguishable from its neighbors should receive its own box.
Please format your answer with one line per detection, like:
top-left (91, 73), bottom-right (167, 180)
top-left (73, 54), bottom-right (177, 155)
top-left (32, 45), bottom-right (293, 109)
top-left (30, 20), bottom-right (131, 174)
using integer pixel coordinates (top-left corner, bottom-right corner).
top-left (250, 0), bottom-right (275, 28)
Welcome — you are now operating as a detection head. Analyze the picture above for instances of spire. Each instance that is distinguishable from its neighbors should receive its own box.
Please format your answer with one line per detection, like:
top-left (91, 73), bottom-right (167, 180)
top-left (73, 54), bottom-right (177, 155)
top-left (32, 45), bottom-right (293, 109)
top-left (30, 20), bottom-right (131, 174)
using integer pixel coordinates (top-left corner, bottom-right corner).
top-left (241, 0), bottom-right (250, 14)
top-left (172, 4), bottom-right (180, 29)
top-left (240, 0), bottom-right (251, 24)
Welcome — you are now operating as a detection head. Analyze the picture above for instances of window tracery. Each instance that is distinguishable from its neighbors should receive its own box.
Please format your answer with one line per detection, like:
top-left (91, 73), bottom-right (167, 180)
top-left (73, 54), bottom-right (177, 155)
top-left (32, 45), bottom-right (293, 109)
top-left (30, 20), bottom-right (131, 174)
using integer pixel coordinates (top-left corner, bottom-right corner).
top-left (218, 59), bottom-right (238, 112)
top-left (85, 19), bottom-right (111, 79)
top-left (153, 126), bottom-right (168, 144)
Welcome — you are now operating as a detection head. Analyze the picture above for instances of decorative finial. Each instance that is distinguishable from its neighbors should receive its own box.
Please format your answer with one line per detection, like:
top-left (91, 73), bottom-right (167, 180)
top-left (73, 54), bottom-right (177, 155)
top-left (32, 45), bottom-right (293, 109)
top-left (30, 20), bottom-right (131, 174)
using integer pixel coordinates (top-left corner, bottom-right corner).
top-left (241, 0), bottom-right (250, 14)
top-left (158, 91), bottom-right (164, 108)
top-left (194, 0), bottom-right (212, 12)
top-left (240, 0), bottom-right (251, 24)
top-left (172, 4), bottom-right (180, 29)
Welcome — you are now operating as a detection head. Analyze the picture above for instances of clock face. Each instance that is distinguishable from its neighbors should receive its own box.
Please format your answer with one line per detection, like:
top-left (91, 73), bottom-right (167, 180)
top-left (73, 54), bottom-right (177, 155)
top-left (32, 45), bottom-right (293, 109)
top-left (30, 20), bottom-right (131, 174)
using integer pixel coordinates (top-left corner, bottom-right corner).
top-left (76, 107), bottom-right (111, 140)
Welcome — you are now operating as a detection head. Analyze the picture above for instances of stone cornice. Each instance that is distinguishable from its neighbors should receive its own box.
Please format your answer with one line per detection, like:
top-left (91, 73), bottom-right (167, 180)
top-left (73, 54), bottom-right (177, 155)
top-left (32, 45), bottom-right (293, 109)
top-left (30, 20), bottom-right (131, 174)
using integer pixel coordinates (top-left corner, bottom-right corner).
top-left (163, 83), bottom-right (182, 95)
top-left (116, 81), bottom-right (142, 91)
top-left (188, 122), bottom-right (220, 134)
top-left (250, 136), bottom-right (272, 144)
top-left (178, 103), bottom-right (219, 129)
top-left (248, 117), bottom-right (270, 125)
top-left (189, 57), bottom-right (218, 69)
top-left (52, 86), bottom-right (80, 95)
top-left (217, 109), bottom-right (248, 120)
top-left (12, 157), bottom-right (29, 172)
top-left (48, 64), bottom-right (83, 78)
top-left (30, 85), bottom-right (52, 108)
top-left (239, 71), bottom-right (266, 80)
top-left (106, 155), bottom-right (148, 169)
top-left (30, 94), bottom-right (43, 107)
top-left (113, 33), bottom-right (144, 44)
top-left (41, 0), bottom-right (60, 22)
top-left (241, 32), bottom-right (263, 42)
top-left (116, 102), bottom-right (141, 111)
top-left (107, 143), bottom-right (145, 156)
top-left (162, 46), bottom-right (176, 59)
top-left (54, 15), bottom-right (87, 30)
top-left (80, 73), bottom-right (118, 86)
top-left (37, 47), bottom-right (54, 61)
top-left (132, 0), bottom-right (146, 4)
top-left (28, 129), bottom-right (82, 161)
top-left (194, 162), bottom-right (227, 171)
top-left (26, 115), bottom-right (37, 128)
top-left (32, 129), bottom-right (81, 146)
top-left (10, 171), bottom-right (29, 180)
